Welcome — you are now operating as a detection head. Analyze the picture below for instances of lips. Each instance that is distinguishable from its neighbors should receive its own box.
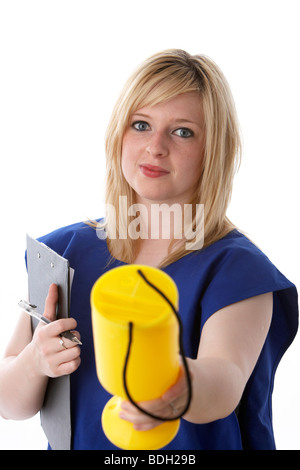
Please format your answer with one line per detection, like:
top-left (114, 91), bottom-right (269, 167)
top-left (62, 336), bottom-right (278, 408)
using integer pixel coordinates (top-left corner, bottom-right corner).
top-left (139, 164), bottom-right (170, 178)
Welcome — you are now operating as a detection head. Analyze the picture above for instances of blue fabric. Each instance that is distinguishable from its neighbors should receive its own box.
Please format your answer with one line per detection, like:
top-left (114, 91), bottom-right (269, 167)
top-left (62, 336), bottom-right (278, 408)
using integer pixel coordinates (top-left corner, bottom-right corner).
top-left (37, 221), bottom-right (298, 450)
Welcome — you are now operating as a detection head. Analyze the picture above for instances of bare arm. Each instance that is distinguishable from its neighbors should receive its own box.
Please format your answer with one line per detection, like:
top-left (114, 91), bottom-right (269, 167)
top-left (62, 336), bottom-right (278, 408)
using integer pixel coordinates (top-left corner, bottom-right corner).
top-left (0, 284), bottom-right (81, 420)
top-left (120, 292), bottom-right (273, 430)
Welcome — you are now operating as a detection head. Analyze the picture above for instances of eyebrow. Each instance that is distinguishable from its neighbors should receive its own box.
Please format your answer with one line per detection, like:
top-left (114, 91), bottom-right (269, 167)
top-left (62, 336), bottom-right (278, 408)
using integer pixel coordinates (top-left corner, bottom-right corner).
top-left (131, 113), bottom-right (202, 127)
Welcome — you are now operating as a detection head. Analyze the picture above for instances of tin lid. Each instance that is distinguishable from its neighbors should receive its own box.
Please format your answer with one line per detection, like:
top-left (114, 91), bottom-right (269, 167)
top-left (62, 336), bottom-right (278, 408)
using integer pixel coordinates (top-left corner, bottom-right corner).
top-left (91, 264), bottom-right (178, 325)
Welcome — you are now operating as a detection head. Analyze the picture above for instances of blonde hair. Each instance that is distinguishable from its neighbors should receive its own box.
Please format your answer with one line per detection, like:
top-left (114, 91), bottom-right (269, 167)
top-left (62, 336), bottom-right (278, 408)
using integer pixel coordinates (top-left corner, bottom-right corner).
top-left (101, 49), bottom-right (241, 266)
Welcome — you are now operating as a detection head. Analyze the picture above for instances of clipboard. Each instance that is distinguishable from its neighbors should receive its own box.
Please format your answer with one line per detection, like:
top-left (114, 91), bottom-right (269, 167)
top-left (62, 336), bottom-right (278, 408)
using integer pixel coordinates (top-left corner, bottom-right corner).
top-left (26, 235), bottom-right (73, 450)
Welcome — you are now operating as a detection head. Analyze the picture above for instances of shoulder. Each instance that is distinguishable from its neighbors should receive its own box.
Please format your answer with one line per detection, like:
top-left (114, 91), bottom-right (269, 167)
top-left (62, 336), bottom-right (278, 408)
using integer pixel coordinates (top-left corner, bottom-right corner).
top-left (193, 229), bottom-right (296, 318)
top-left (203, 229), bottom-right (294, 289)
top-left (169, 229), bottom-right (296, 318)
top-left (37, 219), bottom-right (105, 258)
top-left (170, 229), bottom-right (294, 289)
top-left (194, 230), bottom-right (289, 284)
top-left (201, 229), bottom-right (269, 261)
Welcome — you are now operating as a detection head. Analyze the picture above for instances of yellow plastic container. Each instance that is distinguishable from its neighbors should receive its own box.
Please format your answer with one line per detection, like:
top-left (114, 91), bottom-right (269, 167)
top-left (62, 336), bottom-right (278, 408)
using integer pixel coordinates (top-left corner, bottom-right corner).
top-left (91, 264), bottom-right (181, 450)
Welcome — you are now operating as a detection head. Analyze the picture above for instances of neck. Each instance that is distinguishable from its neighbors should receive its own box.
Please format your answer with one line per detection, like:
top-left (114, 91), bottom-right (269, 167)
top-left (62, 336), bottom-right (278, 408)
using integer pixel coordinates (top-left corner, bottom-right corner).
top-left (132, 199), bottom-right (186, 242)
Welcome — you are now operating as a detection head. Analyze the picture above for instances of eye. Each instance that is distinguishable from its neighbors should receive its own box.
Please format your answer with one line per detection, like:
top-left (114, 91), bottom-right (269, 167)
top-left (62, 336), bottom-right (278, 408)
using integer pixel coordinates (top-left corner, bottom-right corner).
top-left (173, 128), bottom-right (194, 138)
top-left (132, 121), bottom-right (150, 132)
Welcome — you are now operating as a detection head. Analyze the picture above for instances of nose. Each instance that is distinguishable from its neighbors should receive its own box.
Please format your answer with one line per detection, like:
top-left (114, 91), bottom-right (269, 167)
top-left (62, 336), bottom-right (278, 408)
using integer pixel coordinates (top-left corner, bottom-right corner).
top-left (146, 131), bottom-right (169, 158)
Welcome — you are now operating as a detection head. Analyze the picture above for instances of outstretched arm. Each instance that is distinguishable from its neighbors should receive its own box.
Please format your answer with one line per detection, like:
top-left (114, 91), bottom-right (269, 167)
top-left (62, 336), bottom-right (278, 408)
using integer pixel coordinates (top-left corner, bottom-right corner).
top-left (120, 292), bottom-right (273, 430)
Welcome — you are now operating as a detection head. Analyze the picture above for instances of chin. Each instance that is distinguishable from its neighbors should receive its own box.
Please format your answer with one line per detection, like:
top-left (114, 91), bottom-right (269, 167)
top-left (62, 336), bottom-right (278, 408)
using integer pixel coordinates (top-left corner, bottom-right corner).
top-left (136, 190), bottom-right (174, 204)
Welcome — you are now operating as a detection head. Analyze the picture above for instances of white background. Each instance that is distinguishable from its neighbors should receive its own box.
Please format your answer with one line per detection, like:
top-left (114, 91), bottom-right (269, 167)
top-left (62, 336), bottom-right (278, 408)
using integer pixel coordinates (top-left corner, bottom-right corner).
top-left (0, 0), bottom-right (299, 450)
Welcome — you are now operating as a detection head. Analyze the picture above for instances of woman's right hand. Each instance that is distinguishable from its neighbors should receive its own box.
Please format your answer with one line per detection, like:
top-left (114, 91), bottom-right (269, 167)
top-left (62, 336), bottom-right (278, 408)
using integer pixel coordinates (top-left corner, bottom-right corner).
top-left (31, 284), bottom-right (81, 378)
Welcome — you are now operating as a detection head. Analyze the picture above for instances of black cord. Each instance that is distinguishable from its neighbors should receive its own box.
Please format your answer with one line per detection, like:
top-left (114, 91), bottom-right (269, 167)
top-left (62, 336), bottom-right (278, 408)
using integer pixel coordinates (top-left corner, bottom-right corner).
top-left (122, 269), bottom-right (192, 422)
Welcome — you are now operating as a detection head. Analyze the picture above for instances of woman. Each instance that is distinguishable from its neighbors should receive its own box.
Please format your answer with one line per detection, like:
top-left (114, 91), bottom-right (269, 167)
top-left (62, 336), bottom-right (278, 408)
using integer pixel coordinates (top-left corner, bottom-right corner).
top-left (0, 49), bottom-right (298, 450)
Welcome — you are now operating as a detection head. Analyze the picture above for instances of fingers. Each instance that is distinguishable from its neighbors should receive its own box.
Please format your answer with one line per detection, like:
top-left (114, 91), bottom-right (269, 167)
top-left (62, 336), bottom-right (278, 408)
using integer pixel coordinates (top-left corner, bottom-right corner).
top-left (120, 395), bottom-right (184, 431)
top-left (37, 283), bottom-right (79, 341)
top-left (33, 329), bottom-right (81, 378)
top-left (162, 366), bottom-right (190, 403)
top-left (119, 394), bottom-right (180, 431)
top-left (120, 365), bottom-right (193, 431)
top-left (120, 398), bottom-right (180, 431)
top-left (120, 400), bottom-right (163, 431)
top-left (43, 283), bottom-right (58, 322)
top-left (31, 284), bottom-right (81, 378)
top-left (55, 342), bottom-right (82, 376)
top-left (36, 315), bottom-right (79, 345)
top-left (44, 317), bottom-right (79, 339)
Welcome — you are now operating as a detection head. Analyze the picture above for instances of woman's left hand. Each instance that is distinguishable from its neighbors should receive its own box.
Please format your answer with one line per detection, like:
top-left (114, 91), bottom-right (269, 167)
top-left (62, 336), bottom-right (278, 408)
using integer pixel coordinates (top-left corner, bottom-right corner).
top-left (119, 366), bottom-right (191, 431)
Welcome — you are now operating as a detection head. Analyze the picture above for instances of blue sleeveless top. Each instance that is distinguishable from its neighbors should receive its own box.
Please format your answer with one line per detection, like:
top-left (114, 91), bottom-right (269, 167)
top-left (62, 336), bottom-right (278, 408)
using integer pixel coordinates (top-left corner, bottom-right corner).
top-left (38, 222), bottom-right (298, 450)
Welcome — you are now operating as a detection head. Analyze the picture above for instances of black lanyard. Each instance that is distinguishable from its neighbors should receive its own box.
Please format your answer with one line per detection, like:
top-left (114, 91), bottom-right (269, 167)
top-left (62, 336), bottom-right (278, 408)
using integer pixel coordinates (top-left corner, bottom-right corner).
top-left (122, 268), bottom-right (193, 421)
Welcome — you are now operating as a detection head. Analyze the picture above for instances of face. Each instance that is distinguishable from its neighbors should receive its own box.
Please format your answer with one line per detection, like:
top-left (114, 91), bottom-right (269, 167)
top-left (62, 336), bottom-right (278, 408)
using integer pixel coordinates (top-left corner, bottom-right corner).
top-left (121, 92), bottom-right (205, 207)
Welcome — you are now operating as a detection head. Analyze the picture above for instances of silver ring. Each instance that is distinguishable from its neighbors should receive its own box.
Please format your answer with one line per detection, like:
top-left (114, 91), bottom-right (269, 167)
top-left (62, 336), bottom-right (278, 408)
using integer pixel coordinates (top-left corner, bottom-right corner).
top-left (169, 401), bottom-right (179, 416)
top-left (59, 338), bottom-right (67, 349)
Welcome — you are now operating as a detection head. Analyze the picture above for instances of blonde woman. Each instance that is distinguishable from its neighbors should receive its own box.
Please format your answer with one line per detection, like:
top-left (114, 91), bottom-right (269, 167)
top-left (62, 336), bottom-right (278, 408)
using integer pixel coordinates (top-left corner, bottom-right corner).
top-left (0, 50), bottom-right (298, 450)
